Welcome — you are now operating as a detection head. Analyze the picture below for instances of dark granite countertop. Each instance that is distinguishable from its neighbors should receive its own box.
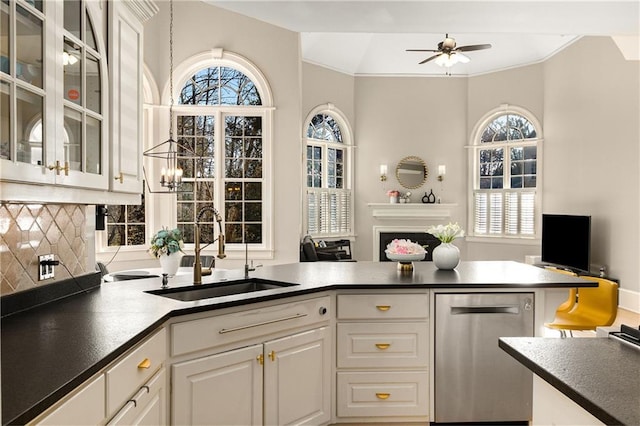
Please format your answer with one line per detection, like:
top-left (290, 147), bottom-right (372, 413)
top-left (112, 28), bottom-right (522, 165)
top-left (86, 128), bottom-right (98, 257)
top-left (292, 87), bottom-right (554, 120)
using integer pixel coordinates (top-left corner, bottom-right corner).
top-left (1, 260), bottom-right (591, 425)
top-left (499, 337), bottom-right (640, 426)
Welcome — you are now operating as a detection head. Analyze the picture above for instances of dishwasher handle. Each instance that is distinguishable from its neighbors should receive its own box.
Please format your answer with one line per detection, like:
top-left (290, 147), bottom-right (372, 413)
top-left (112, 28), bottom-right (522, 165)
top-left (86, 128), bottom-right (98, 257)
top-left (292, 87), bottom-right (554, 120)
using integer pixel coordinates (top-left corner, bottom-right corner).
top-left (451, 305), bottom-right (520, 315)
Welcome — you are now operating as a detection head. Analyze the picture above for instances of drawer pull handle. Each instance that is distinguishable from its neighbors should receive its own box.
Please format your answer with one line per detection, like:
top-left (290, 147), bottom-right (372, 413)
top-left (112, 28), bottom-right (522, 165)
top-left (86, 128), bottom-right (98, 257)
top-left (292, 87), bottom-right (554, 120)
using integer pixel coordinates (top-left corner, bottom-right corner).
top-left (375, 343), bottom-right (391, 350)
top-left (376, 393), bottom-right (391, 400)
top-left (137, 358), bottom-right (151, 369)
top-left (376, 305), bottom-right (391, 311)
top-left (219, 313), bottom-right (308, 334)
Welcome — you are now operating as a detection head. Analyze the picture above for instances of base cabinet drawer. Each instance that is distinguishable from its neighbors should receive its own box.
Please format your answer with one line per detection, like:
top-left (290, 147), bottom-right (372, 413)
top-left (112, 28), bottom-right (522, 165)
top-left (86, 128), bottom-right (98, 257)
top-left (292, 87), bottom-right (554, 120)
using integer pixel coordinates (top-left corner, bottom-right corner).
top-left (171, 296), bottom-right (331, 356)
top-left (107, 367), bottom-right (166, 425)
top-left (337, 371), bottom-right (428, 418)
top-left (106, 328), bottom-right (167, 416)
top-left (337, 322), bottom-right (428, 368)
top-left (337, 294), bottom-right (428, 320)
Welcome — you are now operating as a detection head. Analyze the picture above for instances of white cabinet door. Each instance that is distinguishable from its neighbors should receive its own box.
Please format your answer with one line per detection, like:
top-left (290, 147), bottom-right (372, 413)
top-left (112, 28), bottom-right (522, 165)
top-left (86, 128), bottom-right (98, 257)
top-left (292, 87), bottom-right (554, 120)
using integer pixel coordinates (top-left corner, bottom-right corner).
top-left (263, 327), bottom-right (331, 426)
top-left (108, 0), bottom-right (144, 194)
top-left (172, 344), bottom-right (263, 425)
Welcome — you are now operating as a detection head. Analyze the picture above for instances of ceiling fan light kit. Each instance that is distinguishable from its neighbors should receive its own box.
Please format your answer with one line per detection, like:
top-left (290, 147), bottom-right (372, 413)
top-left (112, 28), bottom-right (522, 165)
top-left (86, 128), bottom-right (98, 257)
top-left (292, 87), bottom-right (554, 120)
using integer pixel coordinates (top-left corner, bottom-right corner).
top-left (407, 34), bottom-right (491, 70)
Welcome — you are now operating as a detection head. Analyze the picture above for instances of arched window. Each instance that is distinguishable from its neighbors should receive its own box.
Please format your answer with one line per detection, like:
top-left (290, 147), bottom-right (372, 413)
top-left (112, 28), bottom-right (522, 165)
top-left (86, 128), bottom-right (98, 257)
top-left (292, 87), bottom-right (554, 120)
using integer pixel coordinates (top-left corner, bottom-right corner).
top-left (469, 105), bottom-right (542, 238)
top-left (167, 50), bottom-right (273, 251)
top-left (304, 105), bottom-right (353, 237)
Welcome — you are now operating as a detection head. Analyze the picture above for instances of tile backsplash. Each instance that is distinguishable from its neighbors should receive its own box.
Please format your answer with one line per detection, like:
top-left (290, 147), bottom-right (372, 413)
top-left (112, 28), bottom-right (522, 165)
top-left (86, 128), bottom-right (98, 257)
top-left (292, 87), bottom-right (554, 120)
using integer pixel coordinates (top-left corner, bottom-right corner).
top-left (0, 203), bottom-right (88, 295)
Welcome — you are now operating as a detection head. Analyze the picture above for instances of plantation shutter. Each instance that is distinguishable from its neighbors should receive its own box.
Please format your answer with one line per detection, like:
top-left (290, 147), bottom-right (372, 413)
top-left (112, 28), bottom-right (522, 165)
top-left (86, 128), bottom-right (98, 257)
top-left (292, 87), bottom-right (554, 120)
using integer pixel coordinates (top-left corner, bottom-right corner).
top-left (475, 190), bottom-right (536, 236)
top-left (307, 188), bottom-right (351, 236)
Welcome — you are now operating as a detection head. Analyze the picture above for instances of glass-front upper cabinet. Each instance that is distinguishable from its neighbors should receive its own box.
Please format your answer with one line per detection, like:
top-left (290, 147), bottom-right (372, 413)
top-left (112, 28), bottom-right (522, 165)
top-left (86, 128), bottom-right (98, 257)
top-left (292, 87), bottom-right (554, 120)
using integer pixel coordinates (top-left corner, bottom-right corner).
top-left (0, 0), bottom-right (108, 191)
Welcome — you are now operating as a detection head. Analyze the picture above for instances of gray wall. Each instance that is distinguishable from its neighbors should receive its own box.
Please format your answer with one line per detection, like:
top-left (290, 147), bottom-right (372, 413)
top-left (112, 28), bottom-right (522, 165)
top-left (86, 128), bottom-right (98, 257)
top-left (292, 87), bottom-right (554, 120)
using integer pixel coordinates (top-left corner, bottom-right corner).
top-left (543, 36), bottom-right (639, 308)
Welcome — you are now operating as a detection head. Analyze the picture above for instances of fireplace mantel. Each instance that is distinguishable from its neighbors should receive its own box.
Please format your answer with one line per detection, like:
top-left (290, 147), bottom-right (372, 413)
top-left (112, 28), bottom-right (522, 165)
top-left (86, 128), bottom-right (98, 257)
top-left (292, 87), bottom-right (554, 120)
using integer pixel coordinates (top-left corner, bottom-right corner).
top-left (367, 203), bottom-right (456, 220)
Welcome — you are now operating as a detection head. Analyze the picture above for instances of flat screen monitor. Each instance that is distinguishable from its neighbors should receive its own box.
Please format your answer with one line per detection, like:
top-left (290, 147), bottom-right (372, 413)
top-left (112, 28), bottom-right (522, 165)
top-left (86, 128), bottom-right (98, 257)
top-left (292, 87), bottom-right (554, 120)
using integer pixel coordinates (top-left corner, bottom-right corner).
top-left (541, 214), bottom-right (591, 272)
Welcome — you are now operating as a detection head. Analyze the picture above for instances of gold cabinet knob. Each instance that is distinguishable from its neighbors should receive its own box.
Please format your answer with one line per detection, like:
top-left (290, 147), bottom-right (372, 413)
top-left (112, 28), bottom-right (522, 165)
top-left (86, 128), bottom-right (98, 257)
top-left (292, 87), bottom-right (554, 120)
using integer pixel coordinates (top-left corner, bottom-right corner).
top-left (115, 172), bottom-right (123, 183)
top-left (376, 393), bottom-right (390, 400)
top-left (376, 305), bottom-right (391, 311)
top-left (375, 343), bottom-right (391, 350)
top-left (257, 354), bottom-right (264, 365)
top-left (137, 358), bottom-right (151, 369)
top-left (268, 350), bottom-right (276, 362)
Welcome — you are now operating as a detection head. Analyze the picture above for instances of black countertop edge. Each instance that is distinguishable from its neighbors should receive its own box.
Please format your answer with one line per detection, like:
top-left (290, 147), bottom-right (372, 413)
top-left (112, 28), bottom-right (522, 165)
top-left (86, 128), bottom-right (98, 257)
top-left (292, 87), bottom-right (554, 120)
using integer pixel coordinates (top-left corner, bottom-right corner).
top-left (1, 272), bottom-right (101, 318)
top-left (498, 339), bottom-right (623, 426)
top-left (7, 317), bottom-right (170, 426)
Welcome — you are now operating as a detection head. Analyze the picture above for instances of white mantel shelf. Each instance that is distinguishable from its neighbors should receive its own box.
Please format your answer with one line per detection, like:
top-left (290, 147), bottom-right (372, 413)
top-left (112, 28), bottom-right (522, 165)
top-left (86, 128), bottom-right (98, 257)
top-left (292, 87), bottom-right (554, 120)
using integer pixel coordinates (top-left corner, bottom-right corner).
top-left (367, 203), bottom-right (457, 220)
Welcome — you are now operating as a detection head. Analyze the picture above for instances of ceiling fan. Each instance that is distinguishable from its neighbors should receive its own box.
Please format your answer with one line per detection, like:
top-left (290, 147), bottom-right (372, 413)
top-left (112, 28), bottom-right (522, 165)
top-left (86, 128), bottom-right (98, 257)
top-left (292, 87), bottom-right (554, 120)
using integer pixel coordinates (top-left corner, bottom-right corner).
top-left (407, 34), bottom-right (492, 67)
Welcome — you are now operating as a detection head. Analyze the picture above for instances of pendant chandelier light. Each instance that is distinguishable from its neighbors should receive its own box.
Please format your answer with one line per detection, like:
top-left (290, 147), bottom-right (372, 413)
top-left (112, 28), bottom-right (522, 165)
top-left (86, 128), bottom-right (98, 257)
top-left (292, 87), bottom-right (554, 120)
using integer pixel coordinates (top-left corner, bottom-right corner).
top-left (143, 0), bottom-right (188, 193)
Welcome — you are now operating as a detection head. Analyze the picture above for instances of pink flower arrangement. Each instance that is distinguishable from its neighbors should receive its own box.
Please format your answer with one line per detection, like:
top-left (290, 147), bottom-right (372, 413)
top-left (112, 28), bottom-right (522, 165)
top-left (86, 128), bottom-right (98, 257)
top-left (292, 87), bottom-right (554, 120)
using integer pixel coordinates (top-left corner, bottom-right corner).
top-left (386, 239), bottom-right (427, 255)
top-left (387, 190), bottom-right (400, 197)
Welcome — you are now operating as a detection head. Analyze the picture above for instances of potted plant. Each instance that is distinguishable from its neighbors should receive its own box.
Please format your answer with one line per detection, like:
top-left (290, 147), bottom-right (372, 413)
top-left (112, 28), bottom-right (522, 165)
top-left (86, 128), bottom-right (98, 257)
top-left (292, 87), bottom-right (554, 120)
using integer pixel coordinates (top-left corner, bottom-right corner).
top-left (150, 227), bottom-right (184, 276)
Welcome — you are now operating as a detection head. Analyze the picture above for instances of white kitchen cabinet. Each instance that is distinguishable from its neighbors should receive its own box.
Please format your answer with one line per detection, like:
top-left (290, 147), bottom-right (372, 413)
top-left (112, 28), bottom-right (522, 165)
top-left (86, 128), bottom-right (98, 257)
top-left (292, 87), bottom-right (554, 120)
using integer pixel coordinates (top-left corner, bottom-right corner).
top-left (172, 344), bottom-right (264, 425)
top-left (32, 374), bottom-right (106, 426)
top-left (170, 295), bottom-right (332, 426)
top-left (105, 327), bottom-right (167, 418)
top-left (173, 327), bottom-right (331, 426)
top-left (107, 367), bottom-right (167, 426)
top-left (264, 327), bottom-right (331, 425)
top-left (335, 292), bottom-right (429, 423)
top-left (532, 375), bottom-right (604, 426)
top-left (32, 327), bottom-right (167, 426)
top-left (0, 0), bottom-right (155, 204)
top-left (108, 0), bottom-right (156, 194)
top-left (1, 1), bottom-right (108, 190)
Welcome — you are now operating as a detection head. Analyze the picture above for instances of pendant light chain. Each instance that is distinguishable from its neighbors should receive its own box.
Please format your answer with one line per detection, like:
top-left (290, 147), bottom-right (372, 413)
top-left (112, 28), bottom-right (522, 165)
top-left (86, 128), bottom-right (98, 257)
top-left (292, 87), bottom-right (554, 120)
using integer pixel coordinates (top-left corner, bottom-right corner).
top-left (168, 0), bottom-right (174, 139)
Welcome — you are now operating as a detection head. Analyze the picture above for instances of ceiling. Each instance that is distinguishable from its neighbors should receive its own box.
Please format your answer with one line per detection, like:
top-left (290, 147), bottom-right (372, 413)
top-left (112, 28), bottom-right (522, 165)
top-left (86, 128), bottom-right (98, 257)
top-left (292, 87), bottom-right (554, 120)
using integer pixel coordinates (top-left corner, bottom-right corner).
top-left (206, 1), bottom-right (640, 76)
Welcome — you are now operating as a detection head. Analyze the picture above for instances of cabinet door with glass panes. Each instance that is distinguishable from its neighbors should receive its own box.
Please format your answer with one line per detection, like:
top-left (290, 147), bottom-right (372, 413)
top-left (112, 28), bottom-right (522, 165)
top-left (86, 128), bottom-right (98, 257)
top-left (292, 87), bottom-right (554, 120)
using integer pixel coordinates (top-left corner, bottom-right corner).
top-left (0, 0), bottom-right (108, 190)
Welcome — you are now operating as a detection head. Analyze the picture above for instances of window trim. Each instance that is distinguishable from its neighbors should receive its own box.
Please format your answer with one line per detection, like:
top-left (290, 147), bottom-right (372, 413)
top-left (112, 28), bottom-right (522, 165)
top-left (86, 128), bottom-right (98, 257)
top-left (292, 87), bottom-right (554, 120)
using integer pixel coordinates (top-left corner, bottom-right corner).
top-left (302, 103), bottom-right (355, 238)
top-left (155, 49), bottom-right (274, 256)
top-left (467, 104), bottom-right (543, 241)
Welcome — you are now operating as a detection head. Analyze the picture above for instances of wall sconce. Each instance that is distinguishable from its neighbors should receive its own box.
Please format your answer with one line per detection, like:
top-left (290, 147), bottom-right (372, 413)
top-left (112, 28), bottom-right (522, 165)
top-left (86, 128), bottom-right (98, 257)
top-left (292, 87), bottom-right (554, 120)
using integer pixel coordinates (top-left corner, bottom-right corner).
top-left (380, 164), bottom-right (388, 182)
top-left (437, 165), bottom-right (446, 182)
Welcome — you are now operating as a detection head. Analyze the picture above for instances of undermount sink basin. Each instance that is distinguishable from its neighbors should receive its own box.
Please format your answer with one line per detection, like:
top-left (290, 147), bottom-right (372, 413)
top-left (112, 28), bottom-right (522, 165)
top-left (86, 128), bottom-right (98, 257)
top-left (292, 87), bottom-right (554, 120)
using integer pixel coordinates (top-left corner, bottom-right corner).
top-left (145, 278), bottom-right (298, 301)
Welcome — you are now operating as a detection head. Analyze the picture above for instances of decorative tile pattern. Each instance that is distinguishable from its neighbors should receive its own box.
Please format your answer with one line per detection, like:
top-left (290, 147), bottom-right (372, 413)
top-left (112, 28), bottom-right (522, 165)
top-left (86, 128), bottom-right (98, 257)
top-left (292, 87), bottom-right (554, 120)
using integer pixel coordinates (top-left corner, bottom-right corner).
top-left (0, 204), bottom-right (87, 295)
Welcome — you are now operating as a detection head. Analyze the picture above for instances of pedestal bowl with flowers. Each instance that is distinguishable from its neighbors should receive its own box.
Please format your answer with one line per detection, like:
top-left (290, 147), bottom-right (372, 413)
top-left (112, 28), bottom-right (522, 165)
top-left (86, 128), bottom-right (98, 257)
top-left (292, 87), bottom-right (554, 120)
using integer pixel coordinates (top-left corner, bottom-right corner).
top-left (385, 239), bottom-right (427, 272)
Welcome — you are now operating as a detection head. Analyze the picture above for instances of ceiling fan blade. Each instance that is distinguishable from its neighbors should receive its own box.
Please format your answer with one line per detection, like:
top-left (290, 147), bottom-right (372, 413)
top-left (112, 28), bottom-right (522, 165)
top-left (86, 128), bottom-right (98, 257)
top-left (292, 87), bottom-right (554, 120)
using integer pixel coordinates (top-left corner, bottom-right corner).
top-left (456, 43), bottom-right (492, 52)
top-left (406, 49), bottom-right (439, 52)
top-left (419, 53), bottom-right (441, 65)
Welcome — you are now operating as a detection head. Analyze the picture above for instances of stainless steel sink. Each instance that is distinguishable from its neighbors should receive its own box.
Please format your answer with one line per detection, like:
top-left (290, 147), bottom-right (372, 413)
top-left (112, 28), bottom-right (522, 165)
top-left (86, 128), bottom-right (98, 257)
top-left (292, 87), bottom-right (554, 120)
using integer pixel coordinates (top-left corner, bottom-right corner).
top-left (145, 278), bottom-right (297, 301)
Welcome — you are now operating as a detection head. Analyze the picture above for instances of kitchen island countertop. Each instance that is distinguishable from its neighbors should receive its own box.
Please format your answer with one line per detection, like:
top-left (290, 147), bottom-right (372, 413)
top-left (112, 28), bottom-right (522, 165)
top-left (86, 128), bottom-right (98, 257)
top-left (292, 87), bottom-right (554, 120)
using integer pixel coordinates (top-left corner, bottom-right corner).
top-left (2, 260), bottom-right (592, 425)
top-left (499, 337), bottom-right (640, 426)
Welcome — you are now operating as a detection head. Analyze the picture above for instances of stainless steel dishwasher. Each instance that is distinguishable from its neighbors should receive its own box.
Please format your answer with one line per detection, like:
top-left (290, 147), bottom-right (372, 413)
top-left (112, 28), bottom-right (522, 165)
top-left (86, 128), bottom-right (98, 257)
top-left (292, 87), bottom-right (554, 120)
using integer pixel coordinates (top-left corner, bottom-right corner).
top-left (434, 292), bottom-right (534, 423)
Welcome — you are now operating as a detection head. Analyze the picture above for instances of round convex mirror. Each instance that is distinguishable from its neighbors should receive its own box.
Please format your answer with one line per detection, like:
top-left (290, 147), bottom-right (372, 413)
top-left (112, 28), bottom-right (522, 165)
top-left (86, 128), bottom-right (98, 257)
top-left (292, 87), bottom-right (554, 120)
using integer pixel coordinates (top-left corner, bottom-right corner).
top-left (396, 156), bottom-right (428, 189)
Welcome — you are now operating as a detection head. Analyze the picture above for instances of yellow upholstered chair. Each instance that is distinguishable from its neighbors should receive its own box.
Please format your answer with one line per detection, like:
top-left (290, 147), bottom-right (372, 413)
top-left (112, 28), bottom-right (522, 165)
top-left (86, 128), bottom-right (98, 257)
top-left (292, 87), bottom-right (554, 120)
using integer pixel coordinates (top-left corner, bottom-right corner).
top-left (545, 267), bottom-right (578, 313)
top-left (545, 276), bottom-right (619, 337)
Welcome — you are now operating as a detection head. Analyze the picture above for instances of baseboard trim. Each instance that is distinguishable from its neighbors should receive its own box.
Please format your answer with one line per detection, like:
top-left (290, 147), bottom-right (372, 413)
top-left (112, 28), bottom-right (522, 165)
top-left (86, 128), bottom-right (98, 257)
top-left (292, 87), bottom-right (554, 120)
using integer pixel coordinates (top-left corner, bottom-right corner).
top-left (618, 288), bottom-right (640, 313)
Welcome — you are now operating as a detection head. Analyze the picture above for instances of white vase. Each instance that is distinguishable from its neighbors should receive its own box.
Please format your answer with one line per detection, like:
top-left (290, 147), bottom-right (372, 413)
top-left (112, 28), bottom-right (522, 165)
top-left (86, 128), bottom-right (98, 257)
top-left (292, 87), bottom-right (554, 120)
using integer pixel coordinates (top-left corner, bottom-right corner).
top-left (432, 243), bottom-right (460, 270)
top-left (159, 253), bottom-right (182, 277)
top-left (389, 196), bottom-right (398, 203)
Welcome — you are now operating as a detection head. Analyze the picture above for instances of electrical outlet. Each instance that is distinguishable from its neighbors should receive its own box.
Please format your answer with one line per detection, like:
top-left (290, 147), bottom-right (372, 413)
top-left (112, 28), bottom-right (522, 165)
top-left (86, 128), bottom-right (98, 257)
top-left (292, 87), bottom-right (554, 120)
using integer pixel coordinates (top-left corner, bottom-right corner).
top-left (39, 254), bottom-right (55, 280)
